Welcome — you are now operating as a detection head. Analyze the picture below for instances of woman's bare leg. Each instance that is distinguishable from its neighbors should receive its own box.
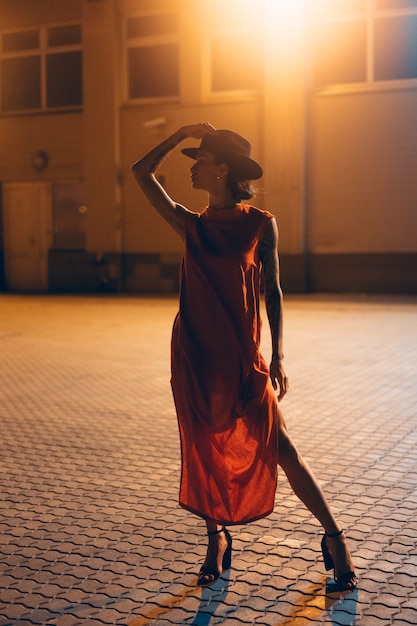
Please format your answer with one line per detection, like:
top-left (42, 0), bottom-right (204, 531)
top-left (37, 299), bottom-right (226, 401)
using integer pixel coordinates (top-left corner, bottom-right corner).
top-left (197, 520), bottom-right (229, 586)
top-left (276, 405), bottom-right (356, 584)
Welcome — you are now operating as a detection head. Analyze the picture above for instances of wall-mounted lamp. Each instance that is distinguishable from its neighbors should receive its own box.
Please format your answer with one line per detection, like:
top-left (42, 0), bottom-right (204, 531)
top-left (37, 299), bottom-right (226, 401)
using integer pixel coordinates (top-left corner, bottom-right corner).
top-left (31, 150), bottom-right (49, 171)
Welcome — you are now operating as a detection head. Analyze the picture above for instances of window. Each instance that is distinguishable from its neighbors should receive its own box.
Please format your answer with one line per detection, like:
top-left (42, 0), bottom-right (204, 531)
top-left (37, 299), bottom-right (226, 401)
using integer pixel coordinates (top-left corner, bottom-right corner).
top-left (2, 29), bottom-right (39, 52)
top-left (126, 12), bottom-right (179, 100)
top-left (1, 56), bottom-right (41, 110)
top-left (313, 0), bottom-right (417, 87)
top-left (207, 0), bottom-right (263, 94)
top-left (1, 23), bottom-right (82, 113)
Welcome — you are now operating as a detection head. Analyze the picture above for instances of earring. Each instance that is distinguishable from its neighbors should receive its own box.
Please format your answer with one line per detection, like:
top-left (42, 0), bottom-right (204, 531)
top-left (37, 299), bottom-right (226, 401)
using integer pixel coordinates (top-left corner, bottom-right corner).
top-left (216, 175), bottom-right (220, 180)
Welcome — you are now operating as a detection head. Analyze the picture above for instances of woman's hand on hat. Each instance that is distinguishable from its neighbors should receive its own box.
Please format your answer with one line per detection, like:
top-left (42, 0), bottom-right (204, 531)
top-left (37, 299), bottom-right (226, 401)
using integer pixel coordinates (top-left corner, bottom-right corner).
top-left (181, 122), bottom-right (217, 140)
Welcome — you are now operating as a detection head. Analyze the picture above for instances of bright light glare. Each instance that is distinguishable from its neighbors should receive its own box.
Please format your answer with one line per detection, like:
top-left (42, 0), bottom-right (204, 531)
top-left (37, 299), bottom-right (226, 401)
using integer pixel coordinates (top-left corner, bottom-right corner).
top-left (205, 0), bottom-right (307, 85)
top-left (263, 0), bottom-right (306, 21)
top-left (207, 0), bottom-right (306, 30)
top-left (263, 0), bottom-right (306, 46)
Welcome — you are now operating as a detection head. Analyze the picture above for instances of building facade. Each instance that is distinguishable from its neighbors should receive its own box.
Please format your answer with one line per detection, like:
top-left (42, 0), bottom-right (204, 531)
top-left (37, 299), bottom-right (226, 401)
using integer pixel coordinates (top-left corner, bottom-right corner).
top-left (0, 0), bottom-right (416, 294)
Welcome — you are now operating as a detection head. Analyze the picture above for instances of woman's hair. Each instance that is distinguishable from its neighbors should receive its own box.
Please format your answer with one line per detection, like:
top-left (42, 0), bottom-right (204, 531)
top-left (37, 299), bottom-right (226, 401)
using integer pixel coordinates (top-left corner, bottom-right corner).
top-left (211, 152), bottom-right (256, 201)
top-left (226, 172), bottom-right (256, 202)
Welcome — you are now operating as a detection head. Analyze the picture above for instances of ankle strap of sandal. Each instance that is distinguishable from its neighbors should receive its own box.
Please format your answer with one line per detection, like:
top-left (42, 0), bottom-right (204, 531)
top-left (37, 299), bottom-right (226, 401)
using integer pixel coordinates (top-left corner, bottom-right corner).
top-left (325, 529), bottom-right (344, 538)
top-left (208, 526), bottom-right (226, 536)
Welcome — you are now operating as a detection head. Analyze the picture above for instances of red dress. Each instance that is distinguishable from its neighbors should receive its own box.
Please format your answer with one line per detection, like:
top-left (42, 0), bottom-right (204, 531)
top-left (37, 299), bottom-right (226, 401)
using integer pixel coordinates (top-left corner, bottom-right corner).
top-left (171, 204), bottom-right (279, 525)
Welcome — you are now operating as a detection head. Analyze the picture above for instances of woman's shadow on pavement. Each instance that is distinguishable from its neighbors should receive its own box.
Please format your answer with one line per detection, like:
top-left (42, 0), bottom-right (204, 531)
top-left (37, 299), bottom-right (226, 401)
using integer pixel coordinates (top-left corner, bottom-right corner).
top-left (190, 574), bottom-right (359, 626)
top-left (191, 571), bottom-right (231, 626)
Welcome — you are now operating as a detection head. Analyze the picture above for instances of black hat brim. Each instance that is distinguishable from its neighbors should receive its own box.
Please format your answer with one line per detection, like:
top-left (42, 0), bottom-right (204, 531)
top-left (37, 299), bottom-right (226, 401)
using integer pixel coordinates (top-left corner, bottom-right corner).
top-left (181, 147), bottom-right (263, 181)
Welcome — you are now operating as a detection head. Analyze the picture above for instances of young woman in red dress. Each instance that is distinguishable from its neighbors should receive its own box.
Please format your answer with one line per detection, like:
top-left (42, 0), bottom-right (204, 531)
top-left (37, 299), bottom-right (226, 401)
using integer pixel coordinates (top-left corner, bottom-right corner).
top-left (132, 122), bottom-right (357, 591)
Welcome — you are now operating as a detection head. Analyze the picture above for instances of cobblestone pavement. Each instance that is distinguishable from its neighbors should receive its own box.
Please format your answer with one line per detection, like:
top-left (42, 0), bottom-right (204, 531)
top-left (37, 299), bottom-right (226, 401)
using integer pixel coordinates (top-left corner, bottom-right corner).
top-left (0, 294), bottom-right (416, 626)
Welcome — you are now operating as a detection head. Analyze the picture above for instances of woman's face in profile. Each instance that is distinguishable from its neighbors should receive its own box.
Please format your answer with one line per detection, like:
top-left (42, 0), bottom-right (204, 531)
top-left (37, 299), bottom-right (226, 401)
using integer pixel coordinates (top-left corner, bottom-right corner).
top-left (190, 150), bottom-right (224, 191)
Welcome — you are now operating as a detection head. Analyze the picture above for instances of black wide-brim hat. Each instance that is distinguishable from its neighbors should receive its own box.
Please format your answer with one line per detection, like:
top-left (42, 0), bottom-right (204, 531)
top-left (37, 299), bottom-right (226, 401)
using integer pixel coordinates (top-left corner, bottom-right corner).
top-left (181, 129), bottom-right (263, 181)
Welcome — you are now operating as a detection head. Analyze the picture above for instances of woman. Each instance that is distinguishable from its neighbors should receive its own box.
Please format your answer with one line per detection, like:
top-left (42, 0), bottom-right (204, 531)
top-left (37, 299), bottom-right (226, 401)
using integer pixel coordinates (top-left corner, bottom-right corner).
top-left (132, 122), bottom-right (357, 591)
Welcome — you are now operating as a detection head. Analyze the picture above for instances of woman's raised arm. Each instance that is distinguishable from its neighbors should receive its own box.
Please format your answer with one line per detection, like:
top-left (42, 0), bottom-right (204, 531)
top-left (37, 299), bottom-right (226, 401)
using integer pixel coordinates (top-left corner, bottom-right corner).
top-left (131, 123), bottom-right (216, 239)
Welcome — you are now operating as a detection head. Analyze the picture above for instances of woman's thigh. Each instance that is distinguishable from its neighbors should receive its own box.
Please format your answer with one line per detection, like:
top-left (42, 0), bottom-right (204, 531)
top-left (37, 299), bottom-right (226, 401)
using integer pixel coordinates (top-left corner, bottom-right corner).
top-left (276, 404), bottom-right (300, 462)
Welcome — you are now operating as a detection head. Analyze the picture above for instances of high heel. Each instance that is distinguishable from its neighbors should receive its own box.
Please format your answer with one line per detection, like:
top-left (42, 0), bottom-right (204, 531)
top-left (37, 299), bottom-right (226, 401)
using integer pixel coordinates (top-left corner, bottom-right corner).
top-left (198, 526), bottom-right (232, 587)
top-left (321, 529), bottom-right (358, 591)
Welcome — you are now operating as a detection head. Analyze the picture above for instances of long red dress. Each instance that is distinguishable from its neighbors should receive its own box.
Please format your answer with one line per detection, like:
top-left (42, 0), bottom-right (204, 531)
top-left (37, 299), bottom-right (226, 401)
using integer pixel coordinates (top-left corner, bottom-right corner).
top-left (171, 204), bottom-right (279, 525)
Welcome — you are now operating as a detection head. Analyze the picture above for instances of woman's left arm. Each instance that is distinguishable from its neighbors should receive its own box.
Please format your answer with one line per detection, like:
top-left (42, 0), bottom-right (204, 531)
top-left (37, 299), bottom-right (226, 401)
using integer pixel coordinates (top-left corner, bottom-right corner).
top-left (259, 218), bottom-right (289, 401)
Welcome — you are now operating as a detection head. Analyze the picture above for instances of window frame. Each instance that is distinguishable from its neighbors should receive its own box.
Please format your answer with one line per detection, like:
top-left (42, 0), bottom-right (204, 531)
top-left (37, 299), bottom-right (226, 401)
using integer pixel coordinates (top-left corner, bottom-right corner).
top-left (124, 9), bottom-right (180, 104)
top-left (0, 21), bottom-right (82, 115)
top-left (310, 0), bottom-right (417, 95)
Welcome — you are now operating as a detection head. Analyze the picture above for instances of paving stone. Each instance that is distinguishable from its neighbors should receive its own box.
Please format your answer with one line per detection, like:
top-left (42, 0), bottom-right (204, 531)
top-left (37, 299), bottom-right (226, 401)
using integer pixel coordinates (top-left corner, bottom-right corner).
top-left (74, 579), bottom-right (104, 594)
top-left (0, 605), bottom-right (28, 620)
top-left (361, 603), bottom-right (399, 621)
top-left (1, 294), bottom-right (416, 626)
top-left (396, 562), bottom-right (417, 577)
top-left (402, 595), bottom-right (417, 610)
top-left (64, 604), bottom-right (100, 621)
top-left (0, 588), bottom-right (21, 604)
top-left (394, 607), bottom-right (417, 623)
top-left (52, 617), bottom-right (85, 626)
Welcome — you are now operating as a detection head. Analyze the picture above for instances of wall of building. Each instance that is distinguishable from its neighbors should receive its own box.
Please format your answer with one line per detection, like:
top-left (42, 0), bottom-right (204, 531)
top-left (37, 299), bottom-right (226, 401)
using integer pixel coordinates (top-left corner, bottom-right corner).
top-left (0, 0), bottom-right (416, 294)
top-left (0, 0), bottom-right (85, 291)
top-left (307, 86), bottom-right (417, 292)
top-left (0, 0), bottom-right (83, 183)
top-left (0, 0), bottom-right (80, 27)
top-left (0, 113), bottom-right (83, 182)
top-left (118, 100), bottom-right (263, 292)
top-left (309, 88), bottom-right (417, 254)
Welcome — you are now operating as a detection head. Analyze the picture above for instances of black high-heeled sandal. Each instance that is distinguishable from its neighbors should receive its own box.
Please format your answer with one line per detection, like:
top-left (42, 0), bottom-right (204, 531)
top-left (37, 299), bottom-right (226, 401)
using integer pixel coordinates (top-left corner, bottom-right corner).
top-left (198, 526), bottom-right (232, 588)
top-left (321, 529), bottom-right (358, 591)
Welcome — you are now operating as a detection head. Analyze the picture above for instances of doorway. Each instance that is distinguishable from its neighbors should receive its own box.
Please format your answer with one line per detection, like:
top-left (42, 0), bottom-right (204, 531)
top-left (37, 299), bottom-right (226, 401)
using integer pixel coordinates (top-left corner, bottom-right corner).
top-left (2, 182), bottom-right (52, 292)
